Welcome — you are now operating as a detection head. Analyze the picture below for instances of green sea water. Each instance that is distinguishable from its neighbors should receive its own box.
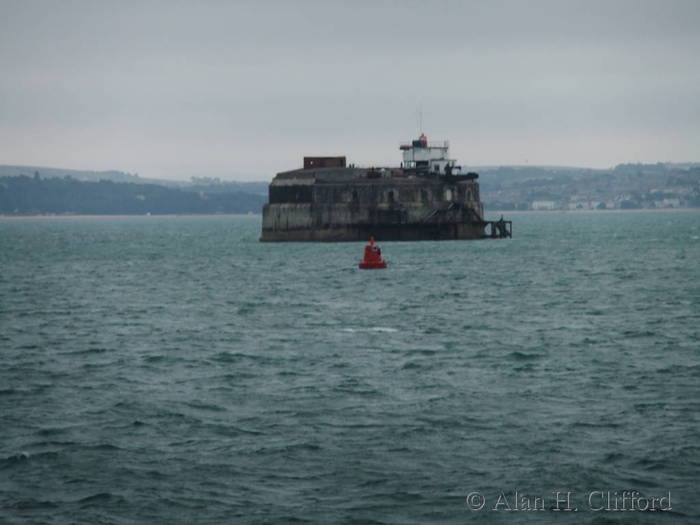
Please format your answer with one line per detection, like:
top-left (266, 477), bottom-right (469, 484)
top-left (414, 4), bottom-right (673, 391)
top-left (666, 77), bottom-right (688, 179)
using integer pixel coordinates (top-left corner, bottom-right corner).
top-left (1, 211), bottom-right (699, 524)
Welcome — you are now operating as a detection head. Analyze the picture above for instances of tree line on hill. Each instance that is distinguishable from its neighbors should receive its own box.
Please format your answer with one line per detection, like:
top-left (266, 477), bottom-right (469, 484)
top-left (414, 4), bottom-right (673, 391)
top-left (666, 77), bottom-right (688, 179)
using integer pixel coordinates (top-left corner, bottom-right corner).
top-left (0, 174), bottom-right (266, 215)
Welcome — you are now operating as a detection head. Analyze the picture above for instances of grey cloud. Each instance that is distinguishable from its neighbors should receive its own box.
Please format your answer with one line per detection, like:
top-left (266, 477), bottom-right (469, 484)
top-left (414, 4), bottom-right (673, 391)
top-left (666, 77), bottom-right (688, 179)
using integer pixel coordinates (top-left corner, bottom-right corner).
top-left (1, 0), bottom-right (698, 179)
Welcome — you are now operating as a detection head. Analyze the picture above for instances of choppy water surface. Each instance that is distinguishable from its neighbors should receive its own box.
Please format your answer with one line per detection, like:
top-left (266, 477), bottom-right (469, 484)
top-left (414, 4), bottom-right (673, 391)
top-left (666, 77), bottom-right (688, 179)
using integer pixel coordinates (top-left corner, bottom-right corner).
top-left (1, 211), bottom-right (699, 524)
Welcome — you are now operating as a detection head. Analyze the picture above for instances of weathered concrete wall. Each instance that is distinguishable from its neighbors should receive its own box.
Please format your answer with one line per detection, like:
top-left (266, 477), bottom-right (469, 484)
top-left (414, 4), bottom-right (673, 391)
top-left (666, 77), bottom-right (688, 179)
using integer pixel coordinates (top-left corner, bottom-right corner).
top-left (260, 221), bottom-right (486, 242)
top-left (261, 168), bottom-right (488, 242)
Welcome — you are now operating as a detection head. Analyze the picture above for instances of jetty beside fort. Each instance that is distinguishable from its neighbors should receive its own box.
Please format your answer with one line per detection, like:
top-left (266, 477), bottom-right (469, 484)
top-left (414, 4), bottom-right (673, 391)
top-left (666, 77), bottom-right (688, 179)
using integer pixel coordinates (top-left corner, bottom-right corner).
top-left (261, 134), bottom-right (511, 242)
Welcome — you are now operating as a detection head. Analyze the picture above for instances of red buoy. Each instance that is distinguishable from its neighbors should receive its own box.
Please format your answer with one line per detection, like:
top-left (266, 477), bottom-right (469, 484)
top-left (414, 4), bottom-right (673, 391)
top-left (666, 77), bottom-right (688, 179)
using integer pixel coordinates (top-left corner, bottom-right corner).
top-left (359, 237), bottom-right (387, 269)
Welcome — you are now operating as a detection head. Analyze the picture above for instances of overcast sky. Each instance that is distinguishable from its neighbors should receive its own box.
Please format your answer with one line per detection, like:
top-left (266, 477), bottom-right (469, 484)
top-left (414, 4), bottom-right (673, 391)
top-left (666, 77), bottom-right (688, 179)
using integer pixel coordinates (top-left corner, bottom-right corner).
top-left (1, 0), bottom-right (699, 181)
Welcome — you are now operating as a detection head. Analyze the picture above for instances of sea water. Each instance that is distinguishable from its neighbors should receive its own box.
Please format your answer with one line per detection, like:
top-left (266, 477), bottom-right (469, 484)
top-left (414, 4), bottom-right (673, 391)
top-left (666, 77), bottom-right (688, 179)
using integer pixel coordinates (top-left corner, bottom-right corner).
top-left (1, 211), bottom-right (699, 524)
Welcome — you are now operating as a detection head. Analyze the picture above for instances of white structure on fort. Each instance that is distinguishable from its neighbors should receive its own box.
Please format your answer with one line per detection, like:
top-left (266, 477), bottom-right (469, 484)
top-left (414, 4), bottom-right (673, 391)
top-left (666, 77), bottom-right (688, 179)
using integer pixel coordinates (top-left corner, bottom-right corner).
top-left (399, 133), bottom-right (457, 175)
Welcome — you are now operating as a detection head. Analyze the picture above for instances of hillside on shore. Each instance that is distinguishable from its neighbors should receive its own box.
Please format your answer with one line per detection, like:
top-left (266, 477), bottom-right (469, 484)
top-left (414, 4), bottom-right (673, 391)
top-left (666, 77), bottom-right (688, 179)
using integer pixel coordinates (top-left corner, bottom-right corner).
top-left (0, 174), bottom-right (265, 215)
top-left (476, 163), bottom-right (700, 210)
top-left (1, 162), bottom-right (699, 215)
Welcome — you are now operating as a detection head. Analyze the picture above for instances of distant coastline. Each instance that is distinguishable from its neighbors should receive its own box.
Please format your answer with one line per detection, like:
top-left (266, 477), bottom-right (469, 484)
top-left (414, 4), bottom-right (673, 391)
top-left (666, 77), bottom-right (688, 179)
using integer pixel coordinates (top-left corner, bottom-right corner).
top-left (0, 173), bottom-right (266, 216)
top-left (2, 162), bottom-right (698, 215)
